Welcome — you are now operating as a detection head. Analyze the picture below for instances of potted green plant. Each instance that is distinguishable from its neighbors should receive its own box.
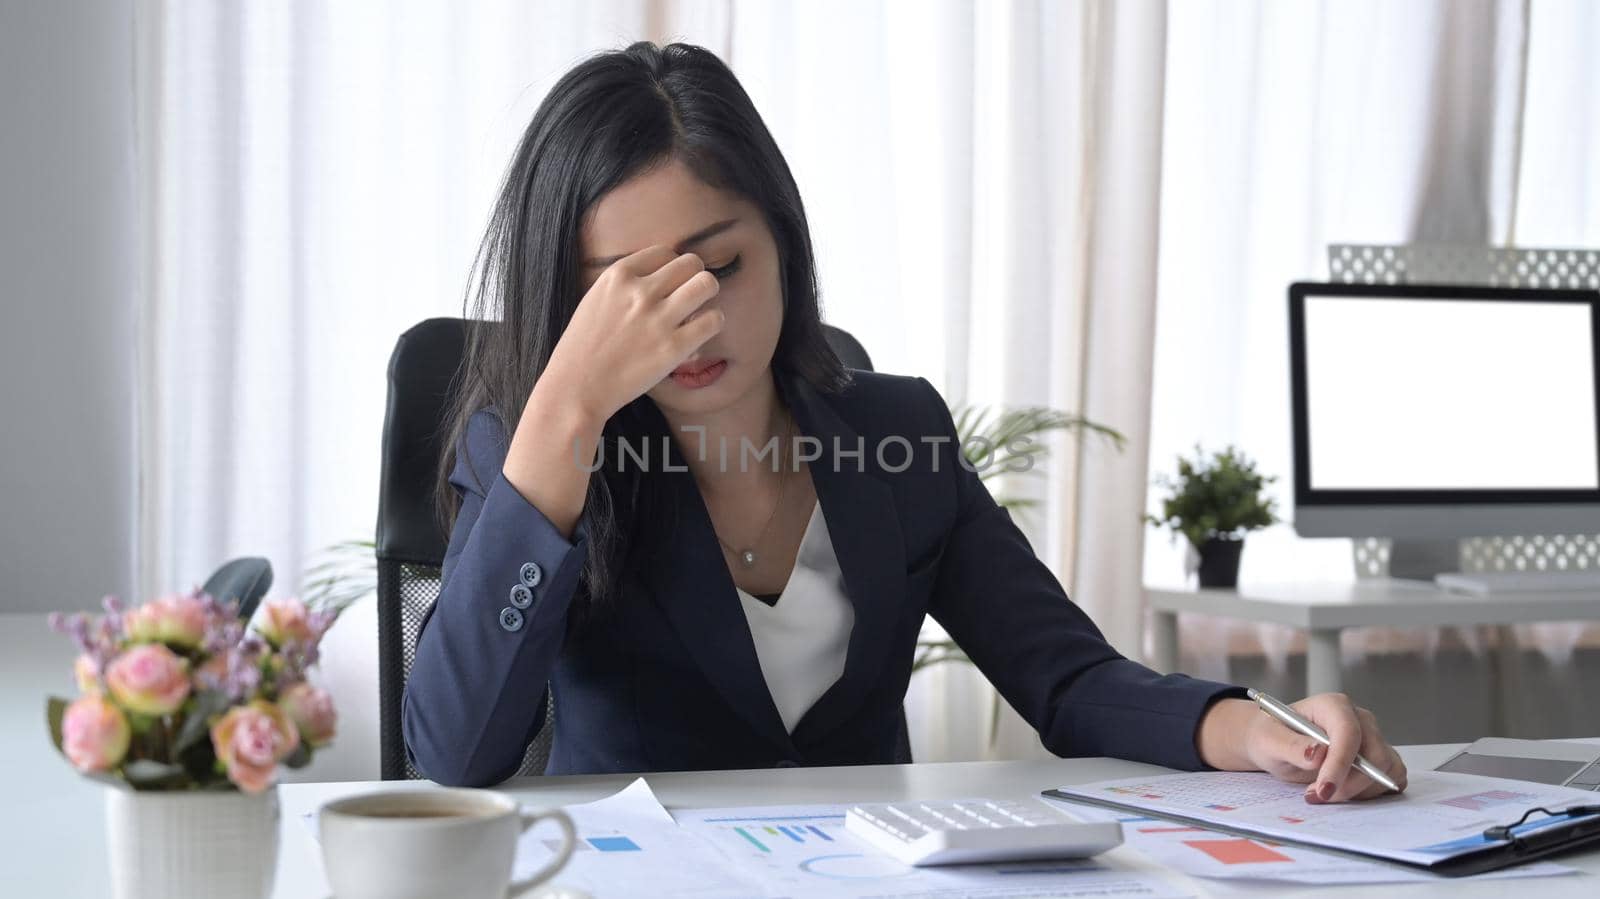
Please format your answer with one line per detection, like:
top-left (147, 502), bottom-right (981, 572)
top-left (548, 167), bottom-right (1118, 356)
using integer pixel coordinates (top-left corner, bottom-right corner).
top-left (1146, 444), bottom-right (1279, 588)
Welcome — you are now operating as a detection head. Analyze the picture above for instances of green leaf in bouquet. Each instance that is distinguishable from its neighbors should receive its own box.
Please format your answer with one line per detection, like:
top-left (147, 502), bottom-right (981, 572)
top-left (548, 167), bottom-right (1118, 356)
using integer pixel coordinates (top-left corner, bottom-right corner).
top-left (46, 696), bottom-right (69, 755)
top-left (174, 690), bottom-right (232, 753)
top-left (203, 556), bottom-right (274, 622)
top-left (123, 759), bottom-right (189, 790)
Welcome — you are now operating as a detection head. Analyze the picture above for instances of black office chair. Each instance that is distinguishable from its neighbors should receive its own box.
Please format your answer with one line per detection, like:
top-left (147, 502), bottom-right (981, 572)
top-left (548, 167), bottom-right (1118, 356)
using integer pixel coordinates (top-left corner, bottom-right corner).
top-left (375, 317), bottom-right (886, 780)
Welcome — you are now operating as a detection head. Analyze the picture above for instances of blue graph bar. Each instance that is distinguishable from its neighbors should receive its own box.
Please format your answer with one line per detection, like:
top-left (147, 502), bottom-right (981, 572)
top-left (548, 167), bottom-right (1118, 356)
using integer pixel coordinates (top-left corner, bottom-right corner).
top-left (806, 825), bottom-right (833, 841)
top-left (778, 826), bottom-right (804, 842)
top-left (703, 814), bottom-right (842, 823)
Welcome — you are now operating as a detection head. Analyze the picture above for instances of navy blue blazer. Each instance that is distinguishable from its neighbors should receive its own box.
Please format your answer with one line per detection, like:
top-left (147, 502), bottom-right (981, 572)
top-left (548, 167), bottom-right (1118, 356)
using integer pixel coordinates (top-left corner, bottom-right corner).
top-left (403, 367), bottom-right (1247, 786)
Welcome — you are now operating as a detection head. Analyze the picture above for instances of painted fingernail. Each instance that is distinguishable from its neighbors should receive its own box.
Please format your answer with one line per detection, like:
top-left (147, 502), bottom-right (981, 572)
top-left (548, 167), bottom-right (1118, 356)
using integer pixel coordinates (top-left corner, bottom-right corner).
top-left (1317, 782), bottom-right (1335, 801)
top-left (1304, 744), bottom-right (1317, 761)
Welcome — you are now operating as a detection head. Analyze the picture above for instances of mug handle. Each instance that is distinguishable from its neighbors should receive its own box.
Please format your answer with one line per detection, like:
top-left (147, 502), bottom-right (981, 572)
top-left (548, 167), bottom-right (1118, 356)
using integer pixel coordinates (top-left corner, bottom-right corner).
top-left (509, 809), bottom-right (577, 896)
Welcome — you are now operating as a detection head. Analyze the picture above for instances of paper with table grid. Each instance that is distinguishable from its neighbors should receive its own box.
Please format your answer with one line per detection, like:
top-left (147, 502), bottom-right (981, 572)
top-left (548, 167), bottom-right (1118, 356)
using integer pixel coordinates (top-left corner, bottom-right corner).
top-left (1047, 769), bottom-right (1600, 867)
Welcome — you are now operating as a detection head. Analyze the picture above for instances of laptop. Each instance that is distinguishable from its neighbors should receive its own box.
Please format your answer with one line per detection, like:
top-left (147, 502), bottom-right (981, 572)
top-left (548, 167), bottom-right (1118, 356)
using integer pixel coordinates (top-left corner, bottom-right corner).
top-left (1434, 737), bottom-right (1600, 790)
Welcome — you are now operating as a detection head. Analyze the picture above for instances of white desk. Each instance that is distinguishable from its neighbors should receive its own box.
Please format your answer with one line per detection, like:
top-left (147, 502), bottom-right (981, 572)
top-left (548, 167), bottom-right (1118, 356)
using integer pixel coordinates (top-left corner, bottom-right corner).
top-left (1147, 579), bottom-right (1600, 697)
top-left (8, 745), bottom-right (1600, 897)
top-left (6, 609), bottom-right (1600, 897)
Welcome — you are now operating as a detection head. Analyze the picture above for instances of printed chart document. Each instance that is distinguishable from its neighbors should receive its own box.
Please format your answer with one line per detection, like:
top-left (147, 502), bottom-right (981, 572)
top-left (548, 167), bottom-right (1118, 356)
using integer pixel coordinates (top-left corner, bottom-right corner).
top-left (1046, 770), bottom-right (1600, 874)
top-left (672, 801), bottom-right (1192, 898)
top-left (307, 780), bottom-right (1189, 896)
top-left (1057, 799), bottom-right (1574, 884)
top-left (516, 778), bottom-right (764, 897)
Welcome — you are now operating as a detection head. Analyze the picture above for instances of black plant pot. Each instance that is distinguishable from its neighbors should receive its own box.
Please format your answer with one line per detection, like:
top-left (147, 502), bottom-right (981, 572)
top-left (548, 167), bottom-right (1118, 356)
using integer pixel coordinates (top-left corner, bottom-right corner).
top-left (1196, 537), bottom-right (1245, 588)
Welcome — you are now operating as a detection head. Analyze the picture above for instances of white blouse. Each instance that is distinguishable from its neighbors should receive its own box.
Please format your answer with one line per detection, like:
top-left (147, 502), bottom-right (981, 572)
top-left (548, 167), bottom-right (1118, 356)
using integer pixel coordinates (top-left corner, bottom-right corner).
top-left (735, 499), bottom-right (855, 734)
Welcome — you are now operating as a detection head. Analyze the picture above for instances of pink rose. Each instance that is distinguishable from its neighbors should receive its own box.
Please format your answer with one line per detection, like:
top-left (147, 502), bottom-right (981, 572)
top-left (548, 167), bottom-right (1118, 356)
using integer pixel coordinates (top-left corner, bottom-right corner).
top-left (210, 700), bottom-right (299, 793)
top-left (104, 644), bottom-right (192, 716)
top-left (124, 594), bottom-right (209, 648)
top-left (62, 695), bottom-right (131, 772)
top-left (279, 682), bottom-right (337, 748)
top-left (74, 654), bottom-right (101, 694)
top-left (255, 598), bottom-right (315, 648)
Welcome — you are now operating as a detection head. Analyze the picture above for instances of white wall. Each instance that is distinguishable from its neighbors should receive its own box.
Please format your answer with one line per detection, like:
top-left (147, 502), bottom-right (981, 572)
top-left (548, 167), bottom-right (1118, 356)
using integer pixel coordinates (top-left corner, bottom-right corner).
top-left (0, 1), bottom-right (138, 613)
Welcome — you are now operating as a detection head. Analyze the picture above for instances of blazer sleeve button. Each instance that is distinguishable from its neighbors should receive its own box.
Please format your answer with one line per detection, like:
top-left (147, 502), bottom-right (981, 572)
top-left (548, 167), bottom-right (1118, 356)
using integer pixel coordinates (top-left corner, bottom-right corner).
top-left (519, 561), bottom-right (543, 588)
top-left (509, 583), bottom-right (533, 610)
top-left (498, 607), bottom-right (525, 632)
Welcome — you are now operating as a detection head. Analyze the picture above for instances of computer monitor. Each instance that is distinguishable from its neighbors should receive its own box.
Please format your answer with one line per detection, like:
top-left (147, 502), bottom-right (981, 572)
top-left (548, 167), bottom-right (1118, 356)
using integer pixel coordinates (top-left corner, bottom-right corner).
top-left (1287, 281), bottom-right (1600, 576)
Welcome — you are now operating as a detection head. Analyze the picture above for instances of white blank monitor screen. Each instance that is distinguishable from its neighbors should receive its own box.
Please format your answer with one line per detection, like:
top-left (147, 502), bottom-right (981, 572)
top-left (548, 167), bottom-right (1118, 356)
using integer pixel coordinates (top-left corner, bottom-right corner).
top-left (1303, 295), bottom-right (1599, 491)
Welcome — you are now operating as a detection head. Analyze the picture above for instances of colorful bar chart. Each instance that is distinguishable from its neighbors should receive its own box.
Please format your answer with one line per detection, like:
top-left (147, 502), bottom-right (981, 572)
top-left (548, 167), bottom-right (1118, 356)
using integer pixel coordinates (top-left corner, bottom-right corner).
top-left (1182, 838), bottom-right (1294, 865)
top-left (732, 822), bottom-right (837, 853)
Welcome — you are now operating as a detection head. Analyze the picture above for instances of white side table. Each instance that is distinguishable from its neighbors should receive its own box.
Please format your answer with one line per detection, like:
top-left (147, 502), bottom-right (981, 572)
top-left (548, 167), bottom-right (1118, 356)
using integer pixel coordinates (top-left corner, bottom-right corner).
top-left (1146, 579), bottom-right (1600, 700)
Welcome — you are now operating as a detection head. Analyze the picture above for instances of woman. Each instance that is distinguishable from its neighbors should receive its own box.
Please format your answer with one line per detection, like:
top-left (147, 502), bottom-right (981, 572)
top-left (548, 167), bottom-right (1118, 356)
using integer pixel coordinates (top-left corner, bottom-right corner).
top-left (402, 41), bottom-right (1407, 802)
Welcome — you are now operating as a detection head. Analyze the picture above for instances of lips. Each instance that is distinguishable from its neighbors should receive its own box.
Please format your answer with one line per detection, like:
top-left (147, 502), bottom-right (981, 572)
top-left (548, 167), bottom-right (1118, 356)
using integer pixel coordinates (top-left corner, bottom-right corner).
top-left (672, 358), bottom-right (726, 377)
top-left (668, 358), bottom-right (729, 389)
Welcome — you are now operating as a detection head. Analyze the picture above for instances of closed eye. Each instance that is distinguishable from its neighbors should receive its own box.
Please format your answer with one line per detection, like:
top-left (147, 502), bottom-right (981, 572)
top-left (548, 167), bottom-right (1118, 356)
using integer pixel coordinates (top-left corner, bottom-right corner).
top-left (708, 254), bottom-right (742, 280)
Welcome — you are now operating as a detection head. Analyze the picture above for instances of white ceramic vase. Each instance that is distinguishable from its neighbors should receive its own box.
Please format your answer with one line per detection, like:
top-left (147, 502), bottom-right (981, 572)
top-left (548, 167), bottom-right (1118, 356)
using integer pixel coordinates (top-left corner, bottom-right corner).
top-left (104, 786), bottom-right (279, 899)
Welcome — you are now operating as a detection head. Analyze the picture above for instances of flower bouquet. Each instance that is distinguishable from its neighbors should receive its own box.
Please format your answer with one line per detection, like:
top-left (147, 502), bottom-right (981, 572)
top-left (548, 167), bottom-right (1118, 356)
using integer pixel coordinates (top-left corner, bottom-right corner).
top-left (46, 588), bottom-right (341, 899)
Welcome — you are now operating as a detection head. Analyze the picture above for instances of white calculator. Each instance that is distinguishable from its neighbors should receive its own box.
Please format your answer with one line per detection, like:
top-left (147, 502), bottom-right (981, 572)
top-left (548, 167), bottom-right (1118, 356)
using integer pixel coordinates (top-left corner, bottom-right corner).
top-left (844, 799), bottom-right (1123, 866)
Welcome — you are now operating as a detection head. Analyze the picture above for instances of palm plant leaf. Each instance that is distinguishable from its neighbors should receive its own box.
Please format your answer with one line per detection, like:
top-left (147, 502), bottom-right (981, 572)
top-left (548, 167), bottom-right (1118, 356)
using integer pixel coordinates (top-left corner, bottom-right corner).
top-left (301, 539), bottom-right (378, 615)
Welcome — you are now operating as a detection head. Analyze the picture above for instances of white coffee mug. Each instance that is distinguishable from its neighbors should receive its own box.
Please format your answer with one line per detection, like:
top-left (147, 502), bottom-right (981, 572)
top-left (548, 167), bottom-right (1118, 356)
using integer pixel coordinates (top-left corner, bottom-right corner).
top-left (319, 788), bottom-right (576, 899)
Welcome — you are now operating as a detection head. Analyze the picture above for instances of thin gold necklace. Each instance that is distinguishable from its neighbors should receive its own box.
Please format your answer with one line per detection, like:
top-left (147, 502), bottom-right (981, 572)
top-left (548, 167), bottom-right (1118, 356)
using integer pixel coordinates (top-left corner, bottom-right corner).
top-left (713, 413), bottom-right (794, 569)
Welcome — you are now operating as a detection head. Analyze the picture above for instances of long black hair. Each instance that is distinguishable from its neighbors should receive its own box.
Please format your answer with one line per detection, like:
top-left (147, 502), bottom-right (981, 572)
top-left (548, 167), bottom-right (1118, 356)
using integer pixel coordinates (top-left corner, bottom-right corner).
top-left (435, 41), bottom-right (849, 629)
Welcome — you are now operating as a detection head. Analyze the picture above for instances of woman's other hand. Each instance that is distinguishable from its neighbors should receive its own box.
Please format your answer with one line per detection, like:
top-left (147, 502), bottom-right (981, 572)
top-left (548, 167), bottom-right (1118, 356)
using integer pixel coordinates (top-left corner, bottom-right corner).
top-left (1197, 693), bottom-right (1408, 802)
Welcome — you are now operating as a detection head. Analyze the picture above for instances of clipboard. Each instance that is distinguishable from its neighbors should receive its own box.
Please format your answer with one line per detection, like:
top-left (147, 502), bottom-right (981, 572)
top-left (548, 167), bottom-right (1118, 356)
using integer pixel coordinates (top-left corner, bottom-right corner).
top-left (1041, 784), bottom-right (1600, 877)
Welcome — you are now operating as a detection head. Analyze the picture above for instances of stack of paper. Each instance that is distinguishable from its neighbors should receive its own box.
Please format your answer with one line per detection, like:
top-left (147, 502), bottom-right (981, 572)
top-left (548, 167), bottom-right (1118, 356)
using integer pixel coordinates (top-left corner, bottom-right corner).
top-left (1046, 769), bottom-right (1596, 874)
top-left (505, 779), bottom-right (1191, 898)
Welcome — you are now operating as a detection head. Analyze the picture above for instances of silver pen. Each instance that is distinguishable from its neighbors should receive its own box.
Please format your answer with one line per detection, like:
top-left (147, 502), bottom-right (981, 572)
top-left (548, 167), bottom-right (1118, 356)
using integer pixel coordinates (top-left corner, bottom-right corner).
top-left (1246, 688), bottom-right (1401, 794)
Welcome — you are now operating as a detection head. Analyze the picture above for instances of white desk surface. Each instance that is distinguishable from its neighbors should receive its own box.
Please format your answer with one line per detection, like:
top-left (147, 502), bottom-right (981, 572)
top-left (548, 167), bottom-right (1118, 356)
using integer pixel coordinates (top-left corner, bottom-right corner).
top-left (7, 744), bottom-right (1600, 898)
top-left (6, 612), bottom-right (1600, 897)
top-left (1147, 579), bottom-right (1600, 629)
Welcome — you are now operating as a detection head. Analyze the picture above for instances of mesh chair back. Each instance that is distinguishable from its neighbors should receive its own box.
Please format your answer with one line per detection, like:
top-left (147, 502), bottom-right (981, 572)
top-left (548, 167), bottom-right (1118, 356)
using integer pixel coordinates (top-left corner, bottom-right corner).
top-left (377, 558), bottom-right (552, 780)
top-left (376, 318), bottom-right (554, 780)
top-left (376, 318), bottom-right (891, 780)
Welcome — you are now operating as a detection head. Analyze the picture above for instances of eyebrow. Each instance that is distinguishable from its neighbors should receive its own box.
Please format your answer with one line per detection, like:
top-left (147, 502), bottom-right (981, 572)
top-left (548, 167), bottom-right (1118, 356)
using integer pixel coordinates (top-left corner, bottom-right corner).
top-left (582, 217), bottom-right (741, 269)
